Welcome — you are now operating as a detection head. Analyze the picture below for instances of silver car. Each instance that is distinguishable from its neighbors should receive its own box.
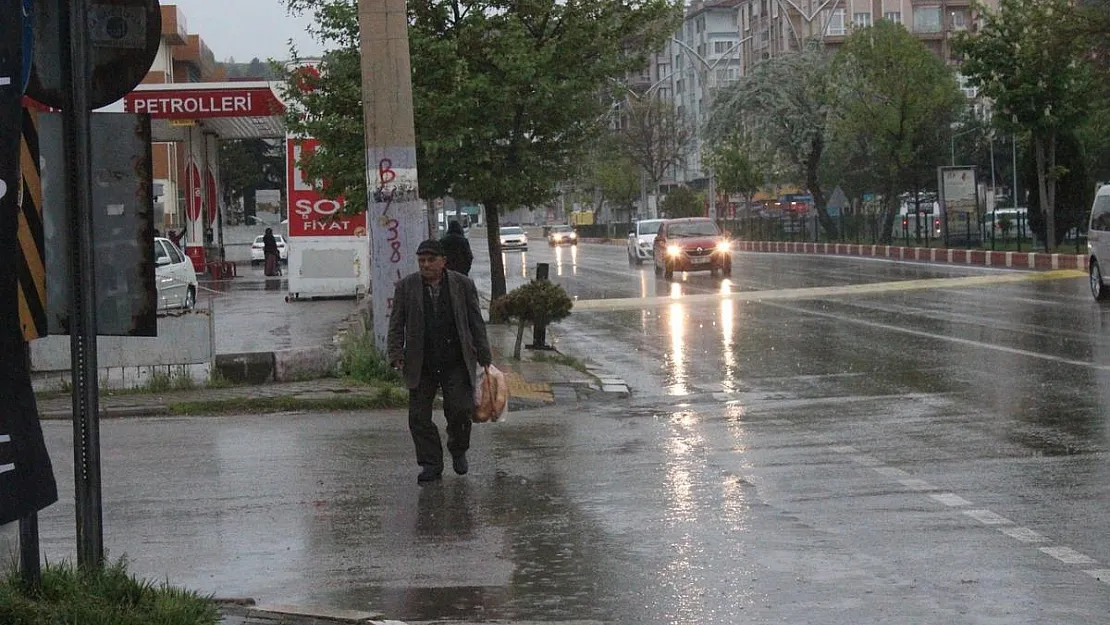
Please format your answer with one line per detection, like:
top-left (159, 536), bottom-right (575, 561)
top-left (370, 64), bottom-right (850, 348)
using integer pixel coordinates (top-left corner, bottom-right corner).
top-left (627, 219), bottom-right (663, 265)
top-left (1088, 185), bottom-right (1110, 301)
top-left (499, 226), bottom-right (528, 250)
top-left (154, 237), bottom-right (198, 311)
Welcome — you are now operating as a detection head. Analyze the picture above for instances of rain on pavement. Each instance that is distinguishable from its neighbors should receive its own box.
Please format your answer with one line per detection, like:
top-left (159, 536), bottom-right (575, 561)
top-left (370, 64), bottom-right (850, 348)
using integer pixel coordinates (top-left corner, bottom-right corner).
top-left (36, 236), bottom-right (1110, 624)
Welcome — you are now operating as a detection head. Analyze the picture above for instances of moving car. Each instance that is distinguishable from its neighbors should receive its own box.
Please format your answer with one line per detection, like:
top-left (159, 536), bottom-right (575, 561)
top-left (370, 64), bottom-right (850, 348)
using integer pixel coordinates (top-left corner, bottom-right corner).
top-left (499, 226), bottom-right (528, 251)
top-left (1088, 185), bottom-right (1110, 301)
top-left (251, 233), bottom-right (289, 265)
top-left (547, 224), bottom-right (578, 246)
top-left (652, 217), bottom-right (732, 280)
top-left (154, 236), bottom-right (198, 311)
top-left (627, 219), bottom-right (663, 264)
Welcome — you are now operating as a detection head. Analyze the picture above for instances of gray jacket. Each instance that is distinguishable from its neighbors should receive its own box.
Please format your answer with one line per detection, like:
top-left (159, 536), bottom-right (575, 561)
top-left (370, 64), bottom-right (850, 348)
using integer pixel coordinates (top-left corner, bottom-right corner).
top-left (387, 270), bottom-right (492, 390)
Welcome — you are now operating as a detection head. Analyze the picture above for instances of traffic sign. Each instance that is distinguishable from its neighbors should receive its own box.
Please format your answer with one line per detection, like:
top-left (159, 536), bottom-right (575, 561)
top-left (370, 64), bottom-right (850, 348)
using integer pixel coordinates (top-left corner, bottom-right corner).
top-left (24, 0), bottom-right (161, 110)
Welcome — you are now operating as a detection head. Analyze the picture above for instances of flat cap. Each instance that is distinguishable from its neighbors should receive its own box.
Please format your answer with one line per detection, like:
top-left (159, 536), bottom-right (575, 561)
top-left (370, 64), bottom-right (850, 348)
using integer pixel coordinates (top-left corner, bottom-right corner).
top-left (415, 239), bottom-right (445, 256)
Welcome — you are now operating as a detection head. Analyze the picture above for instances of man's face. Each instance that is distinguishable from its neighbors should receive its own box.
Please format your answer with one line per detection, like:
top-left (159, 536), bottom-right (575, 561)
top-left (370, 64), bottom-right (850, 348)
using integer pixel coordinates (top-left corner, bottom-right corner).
top-left (417, 253), bottom-right (446, 280)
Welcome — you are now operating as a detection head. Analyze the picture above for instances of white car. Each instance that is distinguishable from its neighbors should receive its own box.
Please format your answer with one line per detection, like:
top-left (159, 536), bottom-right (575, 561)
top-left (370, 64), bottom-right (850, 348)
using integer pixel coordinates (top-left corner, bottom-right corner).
top-left (499, 226), bottom-right (528, 250)
top-left (250, 234), bottom-right (289, 265)
top-left (627, 219), bottom-right (663, 265)
top-left (1088, 185), bottom-right (1110, 301)
top-left (154, 237), bottom-right (198, 311)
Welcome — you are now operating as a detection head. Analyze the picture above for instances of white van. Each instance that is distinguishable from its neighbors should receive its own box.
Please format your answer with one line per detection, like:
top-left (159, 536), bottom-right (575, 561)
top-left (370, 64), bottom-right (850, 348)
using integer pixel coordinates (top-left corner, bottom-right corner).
top-left (1087, 185), bottom-right (1110, 301)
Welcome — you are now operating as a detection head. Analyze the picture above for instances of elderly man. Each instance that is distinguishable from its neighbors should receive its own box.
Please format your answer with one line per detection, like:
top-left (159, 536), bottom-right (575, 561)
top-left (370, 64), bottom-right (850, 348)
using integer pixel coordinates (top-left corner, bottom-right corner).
top-left (387, 239), bottom-right (492, 484)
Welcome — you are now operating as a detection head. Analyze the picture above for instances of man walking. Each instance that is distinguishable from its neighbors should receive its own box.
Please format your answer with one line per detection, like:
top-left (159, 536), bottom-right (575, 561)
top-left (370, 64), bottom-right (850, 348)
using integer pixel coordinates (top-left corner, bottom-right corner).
top-left (439, 220), bottom-right (473, 275)
top-left (388, 239), bottom-right (492, 483)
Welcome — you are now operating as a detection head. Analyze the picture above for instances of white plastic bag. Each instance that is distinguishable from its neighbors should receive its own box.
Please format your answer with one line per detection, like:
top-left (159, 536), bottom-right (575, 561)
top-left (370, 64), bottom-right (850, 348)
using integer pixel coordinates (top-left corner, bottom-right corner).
top-left (474, 364), bottom-right (509, 422)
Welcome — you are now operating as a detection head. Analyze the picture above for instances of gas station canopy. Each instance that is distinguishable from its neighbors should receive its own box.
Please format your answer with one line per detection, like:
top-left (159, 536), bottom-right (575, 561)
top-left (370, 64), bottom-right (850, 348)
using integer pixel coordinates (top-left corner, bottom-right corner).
top-left (117, 81), bottom-right (287, 141)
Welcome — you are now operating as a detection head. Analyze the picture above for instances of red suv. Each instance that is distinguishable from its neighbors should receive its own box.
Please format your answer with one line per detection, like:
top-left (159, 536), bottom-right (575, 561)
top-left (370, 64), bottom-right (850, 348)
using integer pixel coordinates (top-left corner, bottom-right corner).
top-left (652, 217), bottom-right (732, 280)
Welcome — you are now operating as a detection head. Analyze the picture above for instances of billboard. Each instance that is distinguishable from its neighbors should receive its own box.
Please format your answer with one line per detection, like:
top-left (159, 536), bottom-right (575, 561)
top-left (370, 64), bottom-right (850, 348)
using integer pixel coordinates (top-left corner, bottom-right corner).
top-left (286, 138), bottom-right (367, 237)
top-left (938, 166), bottom-right (980, 245)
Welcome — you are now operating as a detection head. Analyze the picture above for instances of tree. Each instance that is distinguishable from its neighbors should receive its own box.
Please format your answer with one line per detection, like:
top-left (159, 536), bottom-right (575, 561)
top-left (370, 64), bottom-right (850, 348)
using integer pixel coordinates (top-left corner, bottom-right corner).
top-left (1024, 131), bottom-right (1091, 248)
top-left (957, 0), bottom-right (1094, 252)
top-left (489, 279), bottom-right (573, 359)
top-left (834, 21), bottom-right (962, 243)
top-left (218, 139), bottom-right (285, 223)
top-left (610, 93), bottom-right (692, 205)
top-left (659, 185), bottom-right (702, 218)
top-left (283, 0), bottom-right (678, 300)
top-left (708, 43), bottom-right (841, 236)
top-left (704, 129), bottom-right (766, 215)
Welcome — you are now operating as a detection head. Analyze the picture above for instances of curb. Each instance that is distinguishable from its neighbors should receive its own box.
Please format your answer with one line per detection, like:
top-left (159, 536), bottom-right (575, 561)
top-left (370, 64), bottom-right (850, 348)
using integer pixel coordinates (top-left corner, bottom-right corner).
top-left (217, 600), bottom-right (407, 625)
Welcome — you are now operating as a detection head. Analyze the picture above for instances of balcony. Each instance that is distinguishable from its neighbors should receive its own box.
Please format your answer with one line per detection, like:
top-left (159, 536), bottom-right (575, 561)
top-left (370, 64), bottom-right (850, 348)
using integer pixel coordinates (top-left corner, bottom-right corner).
top-left (174, 35), bottom-right (221, 82)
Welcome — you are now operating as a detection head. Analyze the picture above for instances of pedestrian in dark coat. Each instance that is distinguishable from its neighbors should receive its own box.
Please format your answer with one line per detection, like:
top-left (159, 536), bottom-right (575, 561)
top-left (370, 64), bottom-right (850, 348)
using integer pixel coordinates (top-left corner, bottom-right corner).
top-left (439, 220), bottom-right (474, 276)
top-left (387, 239), bottom-right (492, 484)
top-left (263, 228), bottom-right (281, 276)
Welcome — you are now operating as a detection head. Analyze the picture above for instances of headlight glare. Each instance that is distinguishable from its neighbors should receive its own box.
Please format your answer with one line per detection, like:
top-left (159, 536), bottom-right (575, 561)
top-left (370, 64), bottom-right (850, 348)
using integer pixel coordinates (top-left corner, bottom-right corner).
top-left (716, 240), bottom-right (731, 252)
top-left (667, 245), bottom-right (681, 257)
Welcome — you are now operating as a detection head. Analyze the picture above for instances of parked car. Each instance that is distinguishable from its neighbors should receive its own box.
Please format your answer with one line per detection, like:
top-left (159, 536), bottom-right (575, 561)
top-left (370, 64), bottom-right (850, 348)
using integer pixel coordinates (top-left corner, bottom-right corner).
top-left (154, 236), bottom-right (198, 311)
top-left (547, 224), bottom-right (578, 246)
top-left (652, 217), bottom-right (732, 280)
top-left (250, 233), bottom-right (288, 265)
top-left (627, 219), bottom-right (663, 265)
top-left (499, 226), bottom-right (528, 251)
top-left (1088, 185), bottom-right (1110, 301)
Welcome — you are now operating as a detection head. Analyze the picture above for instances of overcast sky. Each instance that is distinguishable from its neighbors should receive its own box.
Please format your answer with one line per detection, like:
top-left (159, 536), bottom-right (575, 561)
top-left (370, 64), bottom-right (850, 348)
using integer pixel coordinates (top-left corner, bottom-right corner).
top-left (172, 0), bottom-right (324, 63)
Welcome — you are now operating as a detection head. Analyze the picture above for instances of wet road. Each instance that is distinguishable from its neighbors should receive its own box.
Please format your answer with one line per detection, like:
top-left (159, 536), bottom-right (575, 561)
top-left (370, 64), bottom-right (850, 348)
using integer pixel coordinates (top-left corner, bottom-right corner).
top-left (36, 240), bottom-right (1110, 623)
top-left (198, 263), bottom-right (359, 354)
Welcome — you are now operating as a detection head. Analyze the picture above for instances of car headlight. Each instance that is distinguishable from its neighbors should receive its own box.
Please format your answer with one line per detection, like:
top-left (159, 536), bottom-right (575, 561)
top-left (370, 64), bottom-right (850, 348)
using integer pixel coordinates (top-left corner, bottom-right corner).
top-left (667, 245), bottom-right (681, 257)
top-left (716, 240), bottom-right (731, 253)
top-left (569, 232), bottom-right (577, 238)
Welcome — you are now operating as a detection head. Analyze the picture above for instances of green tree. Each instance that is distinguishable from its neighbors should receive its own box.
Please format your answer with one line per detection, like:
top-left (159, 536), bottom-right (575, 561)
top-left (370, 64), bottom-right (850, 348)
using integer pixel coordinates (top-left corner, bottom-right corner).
top-left (489, 279), bottom-right (573, 359)
top-left (957, 0), bottom-right (1094, 252)
top-left (659, 185), bottom-right (702, 218)
top-left (834, 21), bottom-right (962, 243)
top-left (283, 0), bottom-right (678, 300)
top-left (704, 130), bottom-right (766, 215)
top-left (218, 139), bottom-right (285, 223)
top-left (610, 93), bottom-right (692, 209)
top-left (1024, 131), bottom-right (1091, 248)
top-left (708, 43), bottom-right (841, 236)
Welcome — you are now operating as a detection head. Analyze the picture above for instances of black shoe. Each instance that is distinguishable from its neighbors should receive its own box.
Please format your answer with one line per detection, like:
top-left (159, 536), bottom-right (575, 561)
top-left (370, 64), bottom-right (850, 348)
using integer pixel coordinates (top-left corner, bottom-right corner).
top-left (417, 466), bottom-right (443, 483)
top-left (452, 453), bottom-right (468, 475)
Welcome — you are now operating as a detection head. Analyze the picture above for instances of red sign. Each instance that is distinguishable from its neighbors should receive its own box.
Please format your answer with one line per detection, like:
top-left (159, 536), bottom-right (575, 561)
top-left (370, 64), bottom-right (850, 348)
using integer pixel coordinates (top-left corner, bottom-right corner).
top-left (123, 87), bottom-right (285, 119)
top-left (185, 162), bottom-right (202, 222)
top-left (205, 168), bottom-right (218, 223)
top-left (286, 138), bottom-right (367, 237)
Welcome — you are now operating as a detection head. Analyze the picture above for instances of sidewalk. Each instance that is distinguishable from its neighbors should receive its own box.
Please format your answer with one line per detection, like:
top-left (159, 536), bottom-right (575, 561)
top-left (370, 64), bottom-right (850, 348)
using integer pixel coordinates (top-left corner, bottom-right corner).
top-left (33, 321), bottom-right (628, 419)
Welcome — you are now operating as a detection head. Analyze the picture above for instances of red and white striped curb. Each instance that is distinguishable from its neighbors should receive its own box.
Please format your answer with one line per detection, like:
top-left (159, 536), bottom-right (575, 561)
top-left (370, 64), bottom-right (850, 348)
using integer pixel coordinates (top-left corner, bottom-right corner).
top-left (580, 238), bottom-right (1089, 271)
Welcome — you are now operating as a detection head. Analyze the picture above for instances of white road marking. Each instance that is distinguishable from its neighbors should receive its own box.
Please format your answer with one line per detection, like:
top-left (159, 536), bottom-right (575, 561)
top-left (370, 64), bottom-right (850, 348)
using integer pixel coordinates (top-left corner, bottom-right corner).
top-left (999, 526), bottom-right (1049, 544)
top-left (873, 466), bottom-right (910, 478)
top-left (1084, 570), bottom-right (1110, 585)
top-left (0, 435), bottom-right (9, 443)
top-left (930, 493), bottom-right (972, 507)
top-left (847, 454), bottom-right (883, 466)
top-left (898, 479), bottom-right (935, 491)
top-left (830, 445), bottom-right (859, 454)
top-left (963, 509), bottom-right (1013, 525)
top-left (0, 464), bottom-right (13, 475)
top-left (1039, 546), bottom-right (1098, 565)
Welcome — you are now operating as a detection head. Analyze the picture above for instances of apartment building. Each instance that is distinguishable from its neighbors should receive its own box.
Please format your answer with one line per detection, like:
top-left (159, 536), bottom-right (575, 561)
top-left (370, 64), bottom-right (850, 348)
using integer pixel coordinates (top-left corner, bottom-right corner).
top-left (144, 5), bottom-right (227, 230)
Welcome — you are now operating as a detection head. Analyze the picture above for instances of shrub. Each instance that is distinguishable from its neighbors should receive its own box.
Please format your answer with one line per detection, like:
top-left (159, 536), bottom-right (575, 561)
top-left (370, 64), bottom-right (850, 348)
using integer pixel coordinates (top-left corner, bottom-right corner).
top-left (338, 330), bottom-right (401, 385)
top-left (490, 280), bottom-right (573, 359)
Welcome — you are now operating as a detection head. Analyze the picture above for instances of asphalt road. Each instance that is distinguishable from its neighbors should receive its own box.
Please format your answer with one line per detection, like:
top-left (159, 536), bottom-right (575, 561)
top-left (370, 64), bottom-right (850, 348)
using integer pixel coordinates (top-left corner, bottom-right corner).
top-left (33, 239), bottom-right (1110, 624)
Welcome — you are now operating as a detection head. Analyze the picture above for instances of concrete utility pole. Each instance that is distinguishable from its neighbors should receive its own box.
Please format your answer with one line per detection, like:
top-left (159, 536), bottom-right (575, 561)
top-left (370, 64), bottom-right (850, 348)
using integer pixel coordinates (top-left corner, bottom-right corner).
top-left (357, 0), bottom-right (427, 351)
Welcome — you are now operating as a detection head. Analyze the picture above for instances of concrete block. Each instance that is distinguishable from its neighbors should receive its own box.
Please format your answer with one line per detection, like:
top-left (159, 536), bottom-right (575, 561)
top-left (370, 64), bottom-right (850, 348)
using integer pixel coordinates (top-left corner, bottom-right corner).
top-left (602, 384), bottom-right (630, 397)
top-left (273, 346), bottom-right (339, 382)
top-left (215, 352), bottom-right (275, 385)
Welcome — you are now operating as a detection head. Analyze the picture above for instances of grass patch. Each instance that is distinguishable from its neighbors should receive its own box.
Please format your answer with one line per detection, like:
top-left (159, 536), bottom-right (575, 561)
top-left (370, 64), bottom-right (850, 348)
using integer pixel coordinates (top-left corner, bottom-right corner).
top-left (531, 351), bottom-right (590, 374)
top-left (338, 331), bottom-right (402, 385)
top-left (168, 386), bottom-right (408, 415)
top-left (0, 557), bottom-right (219, 625)
top-left (141, 369), bottom-right (197, 393)
top-left (205, 369), bottom-right (234, 389)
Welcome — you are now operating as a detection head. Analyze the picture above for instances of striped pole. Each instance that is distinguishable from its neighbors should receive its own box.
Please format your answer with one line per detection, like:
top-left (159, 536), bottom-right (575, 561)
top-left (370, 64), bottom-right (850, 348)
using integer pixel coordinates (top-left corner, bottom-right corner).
top-left (18, 105), bottom-right (45, 341)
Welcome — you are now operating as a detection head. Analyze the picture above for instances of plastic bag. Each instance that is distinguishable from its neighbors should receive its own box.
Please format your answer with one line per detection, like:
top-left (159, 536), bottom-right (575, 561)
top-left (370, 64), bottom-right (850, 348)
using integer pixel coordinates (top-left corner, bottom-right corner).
top-left (473, 364), bottom-right (509, 423)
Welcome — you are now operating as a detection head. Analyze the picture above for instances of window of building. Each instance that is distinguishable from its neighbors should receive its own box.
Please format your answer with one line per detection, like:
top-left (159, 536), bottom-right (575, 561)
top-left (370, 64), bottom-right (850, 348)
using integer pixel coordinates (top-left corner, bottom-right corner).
top-left (825, 8), bottom-right (846, 35)
top-left (883, 11), bottom-right (902, 23)
top-left (853, 12), bottom-right (872, 27)
top-left (658, 62), bottom-right (671, 78)
top-left (949, 10), bottom-right (968, 30)
top-left (912, 6), bottom-right (942, 33)
top-left (714, 40), bottom-right (732, 54)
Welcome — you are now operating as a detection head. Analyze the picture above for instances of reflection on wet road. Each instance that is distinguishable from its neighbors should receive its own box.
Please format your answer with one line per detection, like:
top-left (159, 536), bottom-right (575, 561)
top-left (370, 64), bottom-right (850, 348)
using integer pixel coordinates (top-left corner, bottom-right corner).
top-left (34, 239), bottom-right (1110, 624)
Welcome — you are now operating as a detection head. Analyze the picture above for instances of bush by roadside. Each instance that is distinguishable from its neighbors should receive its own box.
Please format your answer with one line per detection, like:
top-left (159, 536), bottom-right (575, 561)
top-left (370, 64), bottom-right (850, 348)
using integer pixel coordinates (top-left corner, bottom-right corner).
top-left (0, 558), bottom-right (218, 625)
top-left (338, 331), bottom-right (402, 385)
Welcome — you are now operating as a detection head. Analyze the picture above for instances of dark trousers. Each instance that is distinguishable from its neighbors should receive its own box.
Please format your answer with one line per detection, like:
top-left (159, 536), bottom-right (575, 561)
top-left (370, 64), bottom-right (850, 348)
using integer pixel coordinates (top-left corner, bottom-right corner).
top-left (408, 364), bottom-right (473, 469)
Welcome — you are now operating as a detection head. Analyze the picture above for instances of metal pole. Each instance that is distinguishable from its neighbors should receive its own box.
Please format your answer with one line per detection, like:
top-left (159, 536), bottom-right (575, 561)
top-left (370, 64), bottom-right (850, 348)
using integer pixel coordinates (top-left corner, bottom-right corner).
top-left (61, 0), bottom-right (104, 570)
